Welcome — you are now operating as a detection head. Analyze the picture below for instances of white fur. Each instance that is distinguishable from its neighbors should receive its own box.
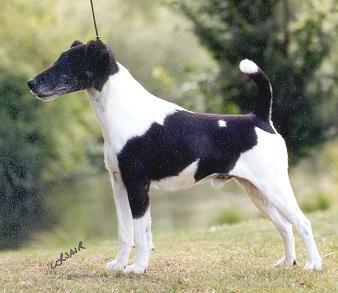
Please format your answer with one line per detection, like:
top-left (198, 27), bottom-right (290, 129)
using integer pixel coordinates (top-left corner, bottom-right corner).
top-left (218, 120), bottom-right (227, 127)
top-left (230, 128), bottom-right (322, 270)
top-left (210, 177), bottom-right (226, 189)
top-left (124, 208), bottom-right (152, 274)
top-left (235, 177), bottom-right (296, 267)
top-left (239, 59), bottom-right (259, 75)
top-left (151, 160), bottom-right (200, 191)
top-left (150, 160), bottom-right (226, 191)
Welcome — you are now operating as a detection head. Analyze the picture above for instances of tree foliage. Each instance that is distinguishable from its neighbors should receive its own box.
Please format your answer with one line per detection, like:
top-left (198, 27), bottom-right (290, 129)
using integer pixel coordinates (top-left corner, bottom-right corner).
top-left (171, 0), bottom-right (337, 163)
top-left (0, 0), bottom-right (212, 247)
top-left (0, 68), bottom-right (56, 248)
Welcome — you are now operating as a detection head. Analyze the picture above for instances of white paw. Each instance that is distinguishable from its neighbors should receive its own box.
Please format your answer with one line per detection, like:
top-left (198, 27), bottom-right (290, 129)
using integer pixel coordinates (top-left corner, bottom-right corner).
top-left (303, 260), bottom-right (322, 271)
top-left (274, 257), bottom-right (296, 268)
top-left (106, 260), bottom-right (126, 272)
top-left (124, 263), bottom-right (146, 274)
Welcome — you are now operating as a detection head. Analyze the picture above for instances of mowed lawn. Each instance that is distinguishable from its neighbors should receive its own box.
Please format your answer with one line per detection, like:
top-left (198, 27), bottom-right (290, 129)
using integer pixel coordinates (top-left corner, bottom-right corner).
top-left (1, 209), bottom-right (338, 292)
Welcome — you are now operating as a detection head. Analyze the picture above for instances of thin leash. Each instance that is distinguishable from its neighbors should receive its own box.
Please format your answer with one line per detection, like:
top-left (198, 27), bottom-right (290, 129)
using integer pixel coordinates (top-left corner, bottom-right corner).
top-left (90, 0), bottom-right (101, 40)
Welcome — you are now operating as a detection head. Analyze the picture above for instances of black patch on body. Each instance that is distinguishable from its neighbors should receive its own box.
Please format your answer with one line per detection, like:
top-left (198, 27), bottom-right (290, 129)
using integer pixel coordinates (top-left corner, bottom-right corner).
top-left (118, 111), bottom-right (275, 218)
top-left (28, 40), bottom-right (118, 97)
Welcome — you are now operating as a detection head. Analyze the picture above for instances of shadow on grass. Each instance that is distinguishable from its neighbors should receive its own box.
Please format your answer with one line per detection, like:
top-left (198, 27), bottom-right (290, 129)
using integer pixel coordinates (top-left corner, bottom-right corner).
top-left (62, 271), bottom-right (150, 281)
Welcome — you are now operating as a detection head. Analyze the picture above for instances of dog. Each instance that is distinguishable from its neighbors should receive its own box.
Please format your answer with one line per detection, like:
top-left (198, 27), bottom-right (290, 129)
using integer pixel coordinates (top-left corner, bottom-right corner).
top-left (28, 39), bottom-right (322, 274)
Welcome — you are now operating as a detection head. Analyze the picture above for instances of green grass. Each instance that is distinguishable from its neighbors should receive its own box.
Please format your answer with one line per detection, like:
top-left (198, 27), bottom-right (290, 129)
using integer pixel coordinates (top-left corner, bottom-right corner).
top-left (1, 209), bottom-right (338, 292)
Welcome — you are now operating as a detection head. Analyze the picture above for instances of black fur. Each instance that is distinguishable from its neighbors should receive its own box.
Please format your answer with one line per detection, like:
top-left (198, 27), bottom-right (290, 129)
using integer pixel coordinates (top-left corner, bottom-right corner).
top-left (245, 68), bottom-right (272, 121)
top-left (118, 111), bottom-right (275, 218)
top-left (27, 40), bottom-right (118, 98)
top-left (71, 40), bottom-right (84, 48)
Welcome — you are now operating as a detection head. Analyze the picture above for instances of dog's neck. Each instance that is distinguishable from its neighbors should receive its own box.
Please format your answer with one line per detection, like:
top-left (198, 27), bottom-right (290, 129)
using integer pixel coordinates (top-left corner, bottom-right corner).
top-left (86, 62), bottom-right (181, 153)
top-left (87, 62), bottom-right (144, 100)
top-left (86, 62), bottom-right (149, 121)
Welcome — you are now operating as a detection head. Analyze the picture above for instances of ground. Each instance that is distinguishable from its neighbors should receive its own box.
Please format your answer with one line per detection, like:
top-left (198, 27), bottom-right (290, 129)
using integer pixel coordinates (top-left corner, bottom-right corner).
top-left (1, 209), bottom-right (338, 292)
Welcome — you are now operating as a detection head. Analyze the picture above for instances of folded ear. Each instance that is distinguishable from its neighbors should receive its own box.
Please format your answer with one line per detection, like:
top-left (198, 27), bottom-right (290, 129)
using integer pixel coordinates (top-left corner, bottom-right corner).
top-left (87, 39), bottom-right (105, 55)
top-left (91, 50), bottom-right (113, 90)
top-left (71, 40), bottom-right (84, 48)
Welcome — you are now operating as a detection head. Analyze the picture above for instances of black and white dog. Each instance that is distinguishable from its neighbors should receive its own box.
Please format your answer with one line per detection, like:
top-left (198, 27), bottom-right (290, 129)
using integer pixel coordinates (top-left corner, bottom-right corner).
top-left (28, 40), bottom-right (322, 273)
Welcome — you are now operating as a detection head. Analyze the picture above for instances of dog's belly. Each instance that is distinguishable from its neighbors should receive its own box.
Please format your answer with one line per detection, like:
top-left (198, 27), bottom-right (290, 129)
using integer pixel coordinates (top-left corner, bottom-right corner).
top-left (150, 160), bottom-right (229, 191)
top-left (150, 160), bottom-right (199, 192)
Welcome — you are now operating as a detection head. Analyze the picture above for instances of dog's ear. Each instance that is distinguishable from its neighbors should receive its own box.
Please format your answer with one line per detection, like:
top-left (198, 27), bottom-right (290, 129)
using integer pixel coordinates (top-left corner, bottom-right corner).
top-left (71, 40), bottom-right (84, 48)
top-left (87, 40), bottom-right (105, 54)
top-left (90, 49), bottom-right (112, 90)
top-left (85, 40), bottom-right (118, 90)
top-left (87, 41), bottom-right (111, 72)
top-left (96, 50), bottom-right (111, 67)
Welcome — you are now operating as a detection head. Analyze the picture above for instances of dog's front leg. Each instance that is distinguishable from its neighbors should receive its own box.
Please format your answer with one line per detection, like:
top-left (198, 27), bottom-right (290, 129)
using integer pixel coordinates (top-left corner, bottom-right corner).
top-left (106, 175), bottom-right (134, 272)
top-left (124, 182), bottom-right (152, 274)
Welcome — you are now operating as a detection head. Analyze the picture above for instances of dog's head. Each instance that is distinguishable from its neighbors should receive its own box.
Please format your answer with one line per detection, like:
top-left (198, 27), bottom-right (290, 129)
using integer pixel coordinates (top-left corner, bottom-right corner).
top-left (27, 40), bottom-right (118, 101)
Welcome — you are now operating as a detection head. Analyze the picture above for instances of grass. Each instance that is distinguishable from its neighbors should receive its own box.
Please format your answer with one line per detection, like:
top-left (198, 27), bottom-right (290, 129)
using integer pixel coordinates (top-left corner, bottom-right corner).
top-left (1, 208), bottom-right (338, 292)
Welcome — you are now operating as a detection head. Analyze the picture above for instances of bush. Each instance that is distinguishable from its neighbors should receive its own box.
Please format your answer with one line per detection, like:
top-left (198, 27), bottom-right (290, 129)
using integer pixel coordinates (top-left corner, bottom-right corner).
top-left (171, 0), bottom-right (337, 163)
top-left (0, 68), bottom-right (55, 249)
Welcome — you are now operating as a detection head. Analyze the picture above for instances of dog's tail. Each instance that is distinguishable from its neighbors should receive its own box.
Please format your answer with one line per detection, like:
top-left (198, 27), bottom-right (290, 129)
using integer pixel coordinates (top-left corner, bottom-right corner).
top-left (239, 59), bottom-right (272, 121)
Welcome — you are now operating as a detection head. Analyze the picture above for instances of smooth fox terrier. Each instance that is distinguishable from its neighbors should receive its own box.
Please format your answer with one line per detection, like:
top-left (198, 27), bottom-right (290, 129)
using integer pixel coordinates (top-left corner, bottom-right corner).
top-left (28, 39), bottom-right (322, 274)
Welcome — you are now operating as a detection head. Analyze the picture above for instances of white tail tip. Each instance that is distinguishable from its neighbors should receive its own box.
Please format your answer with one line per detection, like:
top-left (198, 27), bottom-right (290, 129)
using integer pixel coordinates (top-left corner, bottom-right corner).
top-left (239, 59), bottom-right (259, 74)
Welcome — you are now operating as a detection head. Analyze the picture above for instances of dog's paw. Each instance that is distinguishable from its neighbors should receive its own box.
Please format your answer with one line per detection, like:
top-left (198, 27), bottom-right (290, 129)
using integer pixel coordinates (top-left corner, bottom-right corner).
top-left (274, 257), bottom-right (296, 268)
top-left (303, 260), bottom-right (322, 271)
top-left (106, 260), bottom-right (126, 272)
top-left (124, 264), bottom-right (146, 274)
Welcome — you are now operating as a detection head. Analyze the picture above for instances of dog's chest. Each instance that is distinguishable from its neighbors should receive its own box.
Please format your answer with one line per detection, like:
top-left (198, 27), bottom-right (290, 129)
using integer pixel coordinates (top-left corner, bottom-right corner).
top-left (106, 97), bottom-right (179, 153)
top-left (91, 74), bottom-right (182, 155)
top-left (88, 67), bottom-right (185, 174)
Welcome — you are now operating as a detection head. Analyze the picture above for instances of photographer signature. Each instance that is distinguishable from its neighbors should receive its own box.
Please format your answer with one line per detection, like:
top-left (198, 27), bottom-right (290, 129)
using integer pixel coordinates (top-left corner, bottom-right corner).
top-left (48, 240), bottom-right (86, 269)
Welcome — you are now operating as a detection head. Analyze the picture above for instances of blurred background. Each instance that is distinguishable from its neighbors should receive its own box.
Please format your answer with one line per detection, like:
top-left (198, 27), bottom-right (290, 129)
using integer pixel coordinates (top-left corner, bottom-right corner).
top-left (0, 0), bottom-right (337, 249)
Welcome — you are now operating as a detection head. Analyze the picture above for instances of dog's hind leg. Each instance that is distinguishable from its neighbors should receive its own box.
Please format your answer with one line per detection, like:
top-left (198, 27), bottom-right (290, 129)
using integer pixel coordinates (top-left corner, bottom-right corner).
top-left (231, 129), bottom-right (321, 270)
top-left (264, 178), bottom-right (322, 270)
top-left (106, 174), bottom-right (134, 272)
top-left (124, 181), bottom-right (152, 274)
top-left (236, 173), bottom-right (321, 270)
top-left (235, 177), bottom-right (296, 267)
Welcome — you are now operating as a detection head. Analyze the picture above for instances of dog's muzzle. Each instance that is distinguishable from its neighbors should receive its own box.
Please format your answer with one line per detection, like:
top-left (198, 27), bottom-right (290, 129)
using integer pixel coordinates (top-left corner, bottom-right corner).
top-left (27, 79), bottom-right (38, 94)
top-left (27, 79), bottom-right (36, 89)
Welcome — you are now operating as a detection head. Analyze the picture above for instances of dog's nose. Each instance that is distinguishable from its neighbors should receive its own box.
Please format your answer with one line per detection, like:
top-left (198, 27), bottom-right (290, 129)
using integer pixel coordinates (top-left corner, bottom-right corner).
top-left (27, 79), bottom-right (36, 90)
